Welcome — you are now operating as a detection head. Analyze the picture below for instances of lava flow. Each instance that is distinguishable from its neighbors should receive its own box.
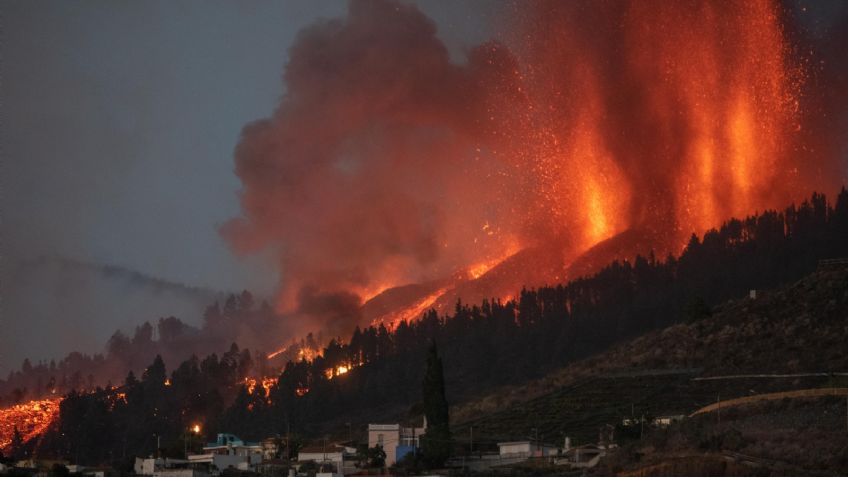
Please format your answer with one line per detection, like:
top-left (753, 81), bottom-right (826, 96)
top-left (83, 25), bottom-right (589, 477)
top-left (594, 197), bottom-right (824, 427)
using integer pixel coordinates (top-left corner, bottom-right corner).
top-left (0, 397), bottom-right (63, 451)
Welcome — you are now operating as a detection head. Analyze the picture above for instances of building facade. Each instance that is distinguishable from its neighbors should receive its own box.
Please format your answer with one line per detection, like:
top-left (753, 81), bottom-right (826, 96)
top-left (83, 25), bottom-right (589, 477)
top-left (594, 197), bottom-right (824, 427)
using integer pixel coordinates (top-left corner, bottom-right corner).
top-left (367, 421), bottom-right (426, 466)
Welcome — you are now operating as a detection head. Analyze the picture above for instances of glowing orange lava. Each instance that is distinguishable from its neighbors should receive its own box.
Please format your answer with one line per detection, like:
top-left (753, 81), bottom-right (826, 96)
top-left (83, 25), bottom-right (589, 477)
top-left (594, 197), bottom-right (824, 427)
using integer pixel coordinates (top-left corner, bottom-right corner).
top-left (267, 343), bottom-right (323, 362)
top-left (371, 287), bottom-right (449, 328)
top-left (0, 397), bottom-right (63, 450)
top-left (509, 0), bottom-right (802, 257)
top-left (467, 243), bottom-right (521, 279)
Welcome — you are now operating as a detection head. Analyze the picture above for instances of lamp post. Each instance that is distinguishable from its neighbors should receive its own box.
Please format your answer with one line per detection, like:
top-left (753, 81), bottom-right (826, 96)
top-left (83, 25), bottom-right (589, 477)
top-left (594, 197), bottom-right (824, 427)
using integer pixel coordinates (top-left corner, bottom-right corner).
top-left (186, 424), bottom-right (201, 457)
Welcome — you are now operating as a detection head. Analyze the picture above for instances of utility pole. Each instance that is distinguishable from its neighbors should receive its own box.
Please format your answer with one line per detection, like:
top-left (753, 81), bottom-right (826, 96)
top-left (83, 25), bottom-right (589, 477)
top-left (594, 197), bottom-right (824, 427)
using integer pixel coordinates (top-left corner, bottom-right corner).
top-left (717, 394), bottom-right (721, 426)
top-left (469, 426), bottom-right (473, 455)
top-left (532, 427), bottom-right (539, 453)
top-left (286, 419), bottom-right (291, 461)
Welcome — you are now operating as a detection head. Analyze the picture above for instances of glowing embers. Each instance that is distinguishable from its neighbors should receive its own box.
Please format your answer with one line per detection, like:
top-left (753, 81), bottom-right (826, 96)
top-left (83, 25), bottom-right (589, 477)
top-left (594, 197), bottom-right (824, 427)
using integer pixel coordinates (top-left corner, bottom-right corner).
top-left (242, 377), bottom-right (278, 398)
top-left (0, 397), bottom-right (63, 450)
top-left (547, 110), bottom-right (632, 253)
top-left (267, 346), bottom-right (287, 360)
top-left (728, 94), bottom-right (757, 212)
top-left (467, 242), bottom-right (521, 280)
top-left (324, 363), bottom-right (357, 380)
top-left (371, 287), bottom-right (449, 329)
top-left (267, 343), bottom-right (323, 362)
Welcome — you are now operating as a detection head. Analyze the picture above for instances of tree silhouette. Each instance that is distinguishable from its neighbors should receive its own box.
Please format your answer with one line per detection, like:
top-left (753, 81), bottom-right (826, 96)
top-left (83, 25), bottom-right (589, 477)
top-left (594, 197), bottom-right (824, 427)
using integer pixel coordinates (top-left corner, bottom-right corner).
top-left (10, 426), bottom-right (24, 460)
top-left (420, 342), bottom-right (450, 468)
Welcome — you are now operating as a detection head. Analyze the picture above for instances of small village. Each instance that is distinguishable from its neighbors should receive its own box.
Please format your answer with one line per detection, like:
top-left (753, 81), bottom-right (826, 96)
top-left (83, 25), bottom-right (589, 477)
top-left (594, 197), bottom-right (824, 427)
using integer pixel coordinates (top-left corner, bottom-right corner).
top-left (0, 412), bottom-right (693, 477)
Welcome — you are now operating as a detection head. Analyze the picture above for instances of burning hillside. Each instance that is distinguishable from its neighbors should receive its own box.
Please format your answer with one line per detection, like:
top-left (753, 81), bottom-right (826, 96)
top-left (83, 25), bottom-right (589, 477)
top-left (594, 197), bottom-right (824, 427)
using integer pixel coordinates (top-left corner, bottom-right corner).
top-left (0, 397), bottom-right (62, 451)
top-left (223, 0), bottom-right (842, 335)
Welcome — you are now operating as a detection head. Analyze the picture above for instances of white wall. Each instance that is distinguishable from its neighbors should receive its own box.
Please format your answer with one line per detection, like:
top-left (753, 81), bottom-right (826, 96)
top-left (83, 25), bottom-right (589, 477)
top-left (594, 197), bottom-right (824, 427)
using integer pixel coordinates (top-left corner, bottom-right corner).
top-left (498, 442), bottom-right (531, 456)
top-left (368, 424), bottom-right (400, 466)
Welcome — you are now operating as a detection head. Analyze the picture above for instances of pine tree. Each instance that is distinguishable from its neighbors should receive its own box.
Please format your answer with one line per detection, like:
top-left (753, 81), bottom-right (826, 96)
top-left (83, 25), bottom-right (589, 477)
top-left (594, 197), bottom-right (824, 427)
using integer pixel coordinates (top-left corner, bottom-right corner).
top-left (141, 355), bottom-right (167, 385)
top-left (10, 426), bottom-right (24, 460)
top-left (420, 341), bottom-right (450, 468)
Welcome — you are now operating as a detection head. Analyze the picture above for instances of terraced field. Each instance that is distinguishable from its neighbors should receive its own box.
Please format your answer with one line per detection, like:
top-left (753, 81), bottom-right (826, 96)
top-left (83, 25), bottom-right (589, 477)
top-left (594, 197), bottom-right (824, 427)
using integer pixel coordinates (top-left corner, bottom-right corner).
top-left (454, 372), bottom-right (836, 447)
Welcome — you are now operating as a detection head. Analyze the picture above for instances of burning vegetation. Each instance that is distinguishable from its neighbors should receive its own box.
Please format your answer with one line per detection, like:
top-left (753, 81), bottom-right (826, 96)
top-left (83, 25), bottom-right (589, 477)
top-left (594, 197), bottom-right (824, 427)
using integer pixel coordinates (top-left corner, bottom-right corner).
top-left (0, 397), bottom-right (62, 451)
top-left (242, 377), bottom-right (277, 398)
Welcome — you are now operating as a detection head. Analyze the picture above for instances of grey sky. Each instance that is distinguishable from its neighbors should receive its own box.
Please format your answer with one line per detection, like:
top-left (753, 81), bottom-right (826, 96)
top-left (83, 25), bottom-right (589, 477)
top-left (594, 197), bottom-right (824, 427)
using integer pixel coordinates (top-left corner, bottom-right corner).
top-left (1, 0), bottom-right (498, 372)
top-left (3, 0), bottom-right (496, 291)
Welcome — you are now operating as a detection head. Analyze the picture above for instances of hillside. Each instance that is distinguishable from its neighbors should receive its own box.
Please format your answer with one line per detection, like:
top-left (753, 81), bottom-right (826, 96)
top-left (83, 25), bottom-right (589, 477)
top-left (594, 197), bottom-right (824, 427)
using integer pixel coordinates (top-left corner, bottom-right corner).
top-left (1, 255), bottom-right (226, 375)
top-left (13, 192), bottom-right (848, 468)
top-left (452, 262), bottom-right (848, 449)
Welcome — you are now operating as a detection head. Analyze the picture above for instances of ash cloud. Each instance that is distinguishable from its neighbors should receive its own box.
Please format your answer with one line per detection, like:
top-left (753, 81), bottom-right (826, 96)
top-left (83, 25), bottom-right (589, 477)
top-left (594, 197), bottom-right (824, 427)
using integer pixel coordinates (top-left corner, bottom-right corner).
top-left (222, 0), bottom-right (522, 333)
top-left (225, 0), bottom-right (848, 334)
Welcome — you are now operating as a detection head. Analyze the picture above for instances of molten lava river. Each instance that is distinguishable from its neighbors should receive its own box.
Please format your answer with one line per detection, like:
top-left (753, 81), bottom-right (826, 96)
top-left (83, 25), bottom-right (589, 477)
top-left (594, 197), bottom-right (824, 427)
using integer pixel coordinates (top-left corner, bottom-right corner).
top-left (0, 397), bottom-right (63, 451)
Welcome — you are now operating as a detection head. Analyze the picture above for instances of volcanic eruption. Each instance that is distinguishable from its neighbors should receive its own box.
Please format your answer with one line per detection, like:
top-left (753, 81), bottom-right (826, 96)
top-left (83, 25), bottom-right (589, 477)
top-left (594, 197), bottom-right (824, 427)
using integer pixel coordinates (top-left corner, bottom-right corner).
top-left (223, 0), bottom-right (844, 336)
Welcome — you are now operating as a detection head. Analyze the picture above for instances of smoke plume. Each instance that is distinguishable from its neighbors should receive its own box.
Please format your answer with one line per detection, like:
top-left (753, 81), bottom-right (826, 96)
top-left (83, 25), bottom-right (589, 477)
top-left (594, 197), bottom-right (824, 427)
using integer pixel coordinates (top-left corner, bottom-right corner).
top-left (224, 0), bottom-right (846, 333)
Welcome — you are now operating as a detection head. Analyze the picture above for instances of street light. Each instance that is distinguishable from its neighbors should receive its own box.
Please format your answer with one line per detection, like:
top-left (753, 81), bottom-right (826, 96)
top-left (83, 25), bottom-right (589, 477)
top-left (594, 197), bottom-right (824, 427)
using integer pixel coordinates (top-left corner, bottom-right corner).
top-left (186, 424), bottom-right (202, 457)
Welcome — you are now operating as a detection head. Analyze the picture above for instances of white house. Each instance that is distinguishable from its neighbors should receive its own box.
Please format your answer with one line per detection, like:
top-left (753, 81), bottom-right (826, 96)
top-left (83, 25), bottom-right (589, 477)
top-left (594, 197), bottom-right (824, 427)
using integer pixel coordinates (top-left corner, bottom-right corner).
top-left (496, 441), bottom-right (559, 458)
top-left (187, 453), bottom-right (254, 474)
top-left (66, 465), bottom-right (107, 477)
top-left (297, 447), bottom-right (344, 467)
top-left (202, 434), bottom-right (263, 459)
top-left (134, 458), bottom-right (211, 477)
top-left (297, 444), bottom-right (357, 475)
top-left (368, 420), bottom-right (426, 466)
top-left (135, 458), bottom-right (180, 475)
top-left (153, 470), bottom-right (210, 477)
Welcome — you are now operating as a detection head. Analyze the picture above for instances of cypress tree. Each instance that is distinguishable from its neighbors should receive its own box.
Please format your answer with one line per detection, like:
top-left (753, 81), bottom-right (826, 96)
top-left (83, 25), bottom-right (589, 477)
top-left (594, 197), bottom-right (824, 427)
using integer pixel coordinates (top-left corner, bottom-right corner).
top-left (420, 341), bottom-right (450, 468)
top-left (10, 426), bottom-right (24, 460)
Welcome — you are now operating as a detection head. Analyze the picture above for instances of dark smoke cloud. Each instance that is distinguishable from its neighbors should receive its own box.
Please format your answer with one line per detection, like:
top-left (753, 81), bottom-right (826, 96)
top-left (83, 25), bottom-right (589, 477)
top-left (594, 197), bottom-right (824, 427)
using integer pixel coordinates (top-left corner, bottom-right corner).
top-left (295, 288), bottom-right (363, 338)
top-left (222, 0), bottom-right (522, 332)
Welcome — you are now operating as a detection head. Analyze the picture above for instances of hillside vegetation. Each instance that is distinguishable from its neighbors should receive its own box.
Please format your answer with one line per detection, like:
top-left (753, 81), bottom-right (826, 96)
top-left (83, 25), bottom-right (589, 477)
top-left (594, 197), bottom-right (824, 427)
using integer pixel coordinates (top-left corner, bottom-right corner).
top-left (451, 265), bottom-right (848, 475)
top-left (453, 264), bottom-right (848, 439)
top-left (7, 190), bottom-right (847, 471)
